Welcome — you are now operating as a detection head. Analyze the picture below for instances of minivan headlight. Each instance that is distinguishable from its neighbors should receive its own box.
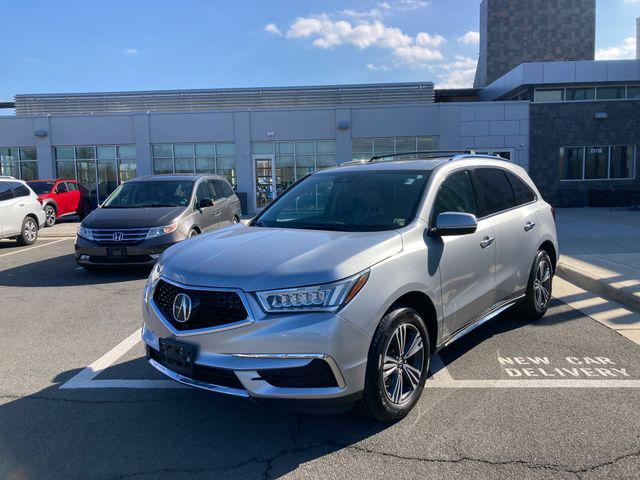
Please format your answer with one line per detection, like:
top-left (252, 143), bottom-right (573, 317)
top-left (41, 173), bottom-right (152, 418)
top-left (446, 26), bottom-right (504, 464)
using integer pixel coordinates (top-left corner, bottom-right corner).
top-left (255, 270), bottom-right (369, 313)
top-left (146, 222), bottom-right (180, 239)
top-left (77, 226), bottom-right (94, 241)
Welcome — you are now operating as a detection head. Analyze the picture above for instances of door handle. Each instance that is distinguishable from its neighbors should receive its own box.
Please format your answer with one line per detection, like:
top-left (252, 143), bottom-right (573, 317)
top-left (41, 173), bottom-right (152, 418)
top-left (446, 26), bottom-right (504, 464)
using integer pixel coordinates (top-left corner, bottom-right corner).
top-left (213, 210), bottom-right (221, 216)
top-left (480, 236), bottom-right (495, 248)
top-left (524, 221), bottom-right (536, 232)
top-left (19, 203), bottom-right (25, 207)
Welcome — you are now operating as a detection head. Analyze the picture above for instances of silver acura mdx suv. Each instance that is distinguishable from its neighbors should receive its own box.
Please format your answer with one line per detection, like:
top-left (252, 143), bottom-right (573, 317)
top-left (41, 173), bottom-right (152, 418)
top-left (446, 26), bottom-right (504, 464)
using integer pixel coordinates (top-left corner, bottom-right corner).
top-left (142, 153), bottom-right (558, 421)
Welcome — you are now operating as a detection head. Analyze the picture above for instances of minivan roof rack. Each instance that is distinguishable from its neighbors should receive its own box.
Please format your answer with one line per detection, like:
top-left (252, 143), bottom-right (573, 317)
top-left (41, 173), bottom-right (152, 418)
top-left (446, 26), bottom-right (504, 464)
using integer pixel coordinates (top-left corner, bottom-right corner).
top-left (369, 150), bottom-right (476, 162)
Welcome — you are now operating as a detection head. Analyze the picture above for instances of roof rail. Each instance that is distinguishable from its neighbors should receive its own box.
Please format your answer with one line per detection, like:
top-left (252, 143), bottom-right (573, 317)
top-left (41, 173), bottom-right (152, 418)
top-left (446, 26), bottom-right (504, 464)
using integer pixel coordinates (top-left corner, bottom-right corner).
top-left (0, 175), bottom-right (16, 179)
top-left (369, 150), bottom-right (476, 162)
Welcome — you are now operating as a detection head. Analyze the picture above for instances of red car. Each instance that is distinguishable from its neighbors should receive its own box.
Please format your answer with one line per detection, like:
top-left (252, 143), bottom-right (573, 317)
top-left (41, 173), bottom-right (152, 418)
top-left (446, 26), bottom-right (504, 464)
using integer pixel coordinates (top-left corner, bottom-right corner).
top-left (27, 179), bottom-right (92, 227)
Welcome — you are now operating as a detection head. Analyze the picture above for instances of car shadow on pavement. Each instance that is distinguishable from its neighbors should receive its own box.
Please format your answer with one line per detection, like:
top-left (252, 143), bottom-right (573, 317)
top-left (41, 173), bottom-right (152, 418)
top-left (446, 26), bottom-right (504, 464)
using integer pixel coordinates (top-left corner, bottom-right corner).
top-left (0, 367), bottom-right (388, 480)
top-left (0, 254), bottom-right (150, 287)
top-left (437, 299), bottom-right (586, 368)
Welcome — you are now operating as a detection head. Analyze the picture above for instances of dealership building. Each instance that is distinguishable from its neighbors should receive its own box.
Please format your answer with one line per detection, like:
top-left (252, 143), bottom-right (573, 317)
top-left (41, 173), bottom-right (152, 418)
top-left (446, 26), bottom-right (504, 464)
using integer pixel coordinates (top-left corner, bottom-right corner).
top-left (1, 0), bottom-right (639, 213)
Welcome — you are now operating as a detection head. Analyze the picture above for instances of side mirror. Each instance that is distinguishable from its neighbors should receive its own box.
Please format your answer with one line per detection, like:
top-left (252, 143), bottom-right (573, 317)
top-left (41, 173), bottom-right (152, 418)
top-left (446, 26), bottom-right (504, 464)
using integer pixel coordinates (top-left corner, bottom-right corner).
top-left (198, 198), bottom-right (214, 209)
top-left (432, 212), bottom-right (478, 236)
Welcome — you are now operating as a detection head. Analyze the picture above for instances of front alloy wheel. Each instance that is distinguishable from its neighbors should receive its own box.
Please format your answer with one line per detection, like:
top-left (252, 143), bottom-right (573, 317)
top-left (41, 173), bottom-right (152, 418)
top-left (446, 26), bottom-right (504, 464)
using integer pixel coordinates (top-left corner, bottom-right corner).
top-left (44, 205), bottom-right (56, 227)
top-left (356, 306), bottom-right (430, 421)
top-left (382, 324), bottom-right (424, 405)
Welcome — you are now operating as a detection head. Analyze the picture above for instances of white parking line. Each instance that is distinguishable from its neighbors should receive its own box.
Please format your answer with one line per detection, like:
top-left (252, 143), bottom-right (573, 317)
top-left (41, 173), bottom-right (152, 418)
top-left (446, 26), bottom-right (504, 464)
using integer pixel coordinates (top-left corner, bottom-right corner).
top-left (0, 238), bottom-right (69, 259)
top-left (60, 328), bottom-right (640, 390)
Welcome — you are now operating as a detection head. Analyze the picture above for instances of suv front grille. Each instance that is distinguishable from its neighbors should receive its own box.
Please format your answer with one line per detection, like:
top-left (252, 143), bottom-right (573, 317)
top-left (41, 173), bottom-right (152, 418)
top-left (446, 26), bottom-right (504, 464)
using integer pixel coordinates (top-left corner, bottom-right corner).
top-left (92, 228), bottom-right (150, 245)
top-left (152, 279), bottom-right (249, 331)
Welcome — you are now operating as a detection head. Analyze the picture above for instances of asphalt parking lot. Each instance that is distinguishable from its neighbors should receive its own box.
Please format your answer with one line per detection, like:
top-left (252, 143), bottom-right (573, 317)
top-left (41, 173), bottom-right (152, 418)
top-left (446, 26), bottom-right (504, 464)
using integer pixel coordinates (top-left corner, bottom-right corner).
top-left (1, 238), bottom-right (639, 480)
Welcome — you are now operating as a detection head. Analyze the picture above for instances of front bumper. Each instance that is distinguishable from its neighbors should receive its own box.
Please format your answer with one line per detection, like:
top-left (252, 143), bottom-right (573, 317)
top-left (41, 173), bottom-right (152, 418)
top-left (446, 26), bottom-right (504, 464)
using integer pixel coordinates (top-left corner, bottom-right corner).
top-left (75, 233), bottom-right (186, 266)
top-left (141, 284), bottom-right (370, 404)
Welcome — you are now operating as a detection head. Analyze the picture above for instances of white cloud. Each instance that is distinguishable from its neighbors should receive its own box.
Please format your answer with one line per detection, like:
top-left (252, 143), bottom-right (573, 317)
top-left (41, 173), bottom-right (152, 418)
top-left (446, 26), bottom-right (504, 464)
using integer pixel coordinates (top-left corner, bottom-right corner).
top-left (595, 37), bottom-right (636, 60)
top-left (416, 32), bottom-right (445, 48)
top-left (434, 56), bottom-right (478, 89)
top-left (264, 23), bottom-right (282, 36)
top-left (366, 63), bottom-right (395, 71)
top-left (622, 0), bottom-right (640, 4)
top-left (284, 14), bottom-right (443, 67)
top-left (395, 0), bottom-right (430, 10)
top-left (457, 31), bottom-right (480, 46)
top-left (124, 48), bottom-right (138, 55)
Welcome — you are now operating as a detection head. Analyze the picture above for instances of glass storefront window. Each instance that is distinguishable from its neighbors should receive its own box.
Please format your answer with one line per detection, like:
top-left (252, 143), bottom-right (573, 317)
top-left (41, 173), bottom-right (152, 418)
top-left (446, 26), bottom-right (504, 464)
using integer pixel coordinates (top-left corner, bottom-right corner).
top-left (55, 144), bottom-right (136, 205)
top-left (560, 145), bottom-right (635, 181)
top-left (295, 141), bottom-right (315, 154)
top-left (610, 146), bottom-right (635, 179)
top-left (534, 89), bottom-right (564, 102)
top-left (152, 142), bottom-right (237, 187)
top-left (0, 147), bottom-right (39, 180)
top-left (559, 147), bottom-right (584, 180)
top-left (566, 88), bottom-right (595, 101)
top-left (252, 142), bottom-right (274, 154)
top-left (276, 142), bottom-right (294, 154)
top-left (596, 87), bottom-right (625, 100)
top-left (585, 147), bottom-right (609, 179)
top-left (627, 87), bottom-right (640, 99)
top-left (351, 136), bottom-right (439, 161)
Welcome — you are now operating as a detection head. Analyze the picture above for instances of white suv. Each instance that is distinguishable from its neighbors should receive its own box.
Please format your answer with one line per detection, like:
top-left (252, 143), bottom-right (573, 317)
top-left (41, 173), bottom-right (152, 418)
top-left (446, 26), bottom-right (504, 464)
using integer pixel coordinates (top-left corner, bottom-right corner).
top-left (0, 177), bottom-right (46, 245)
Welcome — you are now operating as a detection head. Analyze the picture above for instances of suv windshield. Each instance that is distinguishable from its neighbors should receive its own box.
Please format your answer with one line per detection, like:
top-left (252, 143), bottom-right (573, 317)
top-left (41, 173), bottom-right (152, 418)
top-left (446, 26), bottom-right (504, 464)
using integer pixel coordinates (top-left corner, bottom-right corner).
top-left (102, 181), bottom-right (194, 208)
top-left (254, 170), bottom-right (430, 232)
top-left (27, 181), bottom-right (55, 194)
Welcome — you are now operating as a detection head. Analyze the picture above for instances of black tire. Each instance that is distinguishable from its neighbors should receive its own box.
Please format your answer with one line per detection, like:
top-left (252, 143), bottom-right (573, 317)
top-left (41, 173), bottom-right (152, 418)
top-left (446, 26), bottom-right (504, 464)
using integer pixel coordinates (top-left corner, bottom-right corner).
top-left (356, 306), bottom-right (430, 422)
top-left (188, 228), bottom-right (199, 238)
top-left (44, 204), bottom-right (57, 227)
top-left (17, 217), bottom-right (38, 246)
top-left (516, 250), bottom-right (554, 320)
top-left (232, 216), bottom-right (240, 224)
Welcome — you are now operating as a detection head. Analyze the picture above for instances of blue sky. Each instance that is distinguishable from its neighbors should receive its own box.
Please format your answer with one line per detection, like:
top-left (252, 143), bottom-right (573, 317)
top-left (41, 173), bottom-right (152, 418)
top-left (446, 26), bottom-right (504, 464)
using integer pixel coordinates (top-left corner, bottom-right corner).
top-left (0, 0), bottom-right (638, 100)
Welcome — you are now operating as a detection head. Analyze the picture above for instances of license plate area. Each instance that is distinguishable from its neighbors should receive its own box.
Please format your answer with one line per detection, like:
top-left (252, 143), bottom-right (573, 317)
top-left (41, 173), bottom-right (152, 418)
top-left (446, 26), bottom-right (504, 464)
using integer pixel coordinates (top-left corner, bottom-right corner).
top-left (106, 247), bottom-right (127, 257)
top-left (159, 338), bottom-right (197, 377)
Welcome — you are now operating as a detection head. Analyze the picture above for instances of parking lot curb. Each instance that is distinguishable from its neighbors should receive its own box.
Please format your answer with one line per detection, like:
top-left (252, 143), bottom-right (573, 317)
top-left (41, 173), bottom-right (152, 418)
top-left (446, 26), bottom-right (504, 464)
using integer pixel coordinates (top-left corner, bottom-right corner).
top-left (557, 259), bottom-right (640, 314)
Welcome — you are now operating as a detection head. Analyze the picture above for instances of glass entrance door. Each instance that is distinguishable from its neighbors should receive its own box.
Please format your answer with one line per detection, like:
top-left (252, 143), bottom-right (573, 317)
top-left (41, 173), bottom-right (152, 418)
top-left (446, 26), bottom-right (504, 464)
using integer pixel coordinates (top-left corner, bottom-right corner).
top-left (255, 156), bottom-right (276, 209)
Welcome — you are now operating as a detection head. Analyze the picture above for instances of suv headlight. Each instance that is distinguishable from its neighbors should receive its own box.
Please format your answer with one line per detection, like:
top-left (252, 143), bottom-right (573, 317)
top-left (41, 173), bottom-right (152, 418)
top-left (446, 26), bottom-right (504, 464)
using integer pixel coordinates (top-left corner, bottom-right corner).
top-left (77, 226), bottom-right (94, 241)
top-left (146, 222), bottom-right (180, 239)
top-left (255, 270), bottom-right (369, 313)
top-left (144, 259), bottom-right (164, 304)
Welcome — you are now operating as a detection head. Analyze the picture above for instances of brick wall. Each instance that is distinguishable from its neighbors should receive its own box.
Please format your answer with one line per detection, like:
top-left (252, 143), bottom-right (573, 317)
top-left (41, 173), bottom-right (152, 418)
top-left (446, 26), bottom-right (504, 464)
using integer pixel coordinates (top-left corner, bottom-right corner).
top-left (530, 101), bottom-right (640, 207)
top-left (475, 0), bottom-right (595, 87)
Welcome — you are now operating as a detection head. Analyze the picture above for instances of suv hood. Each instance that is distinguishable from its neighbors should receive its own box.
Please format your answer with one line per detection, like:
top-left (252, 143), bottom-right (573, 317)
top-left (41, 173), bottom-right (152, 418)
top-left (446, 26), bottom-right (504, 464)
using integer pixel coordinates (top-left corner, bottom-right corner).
top-left (82, 206), bottom-right (187, 229)
top-left (162, 224), bottom-right (403, 291)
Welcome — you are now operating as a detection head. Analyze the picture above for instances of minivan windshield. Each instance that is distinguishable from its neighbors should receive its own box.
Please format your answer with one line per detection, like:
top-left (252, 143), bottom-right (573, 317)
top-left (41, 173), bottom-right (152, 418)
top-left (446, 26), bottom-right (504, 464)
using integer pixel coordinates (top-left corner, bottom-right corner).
top-left (253, 170), bottom-right (430, 232)
top-left (101, 181), bottom-right (194, 208)
top-left (27, 181), bottom-right (55, 194)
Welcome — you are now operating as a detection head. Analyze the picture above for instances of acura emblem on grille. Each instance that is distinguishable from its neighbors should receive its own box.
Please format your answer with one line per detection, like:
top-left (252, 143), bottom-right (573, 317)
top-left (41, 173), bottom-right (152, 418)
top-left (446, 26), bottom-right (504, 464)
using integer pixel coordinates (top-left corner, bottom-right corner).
top-left (112, 232), bottom-right (124, 241)
top-left (172, 293), bottom-right (192, 323)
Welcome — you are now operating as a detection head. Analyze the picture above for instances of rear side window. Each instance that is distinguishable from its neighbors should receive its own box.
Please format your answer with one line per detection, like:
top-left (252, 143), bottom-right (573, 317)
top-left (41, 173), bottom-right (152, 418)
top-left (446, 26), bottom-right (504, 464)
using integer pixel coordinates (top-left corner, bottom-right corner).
top-left (0, 182), bottom-right (13, 201)
top-left (11, 182), bottom-right (31, 198)
top-left (473, 168), bottom-right (516, 217)
top-left (67, 182), bottom-right (78, 191)
top-left (218, 180), bottom-right (234, 198)
top-left (207, 180), bottom-right (225, 200)
top-left (505, 171), bottom-right (536, 205)
top-left (432, 170), bottom-right (477, 221)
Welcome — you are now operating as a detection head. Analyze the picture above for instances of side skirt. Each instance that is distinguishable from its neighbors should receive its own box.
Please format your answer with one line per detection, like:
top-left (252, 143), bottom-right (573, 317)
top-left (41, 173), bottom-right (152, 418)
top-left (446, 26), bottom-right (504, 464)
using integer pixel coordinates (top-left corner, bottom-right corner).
top-left (436, 294), bottom-right (525, 350)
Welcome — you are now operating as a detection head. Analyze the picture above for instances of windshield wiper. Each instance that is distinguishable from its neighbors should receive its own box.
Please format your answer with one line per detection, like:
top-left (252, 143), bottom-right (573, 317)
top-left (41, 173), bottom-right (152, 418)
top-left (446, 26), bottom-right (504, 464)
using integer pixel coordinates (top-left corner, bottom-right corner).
top-left (251, 220), bottom-right (265, 227)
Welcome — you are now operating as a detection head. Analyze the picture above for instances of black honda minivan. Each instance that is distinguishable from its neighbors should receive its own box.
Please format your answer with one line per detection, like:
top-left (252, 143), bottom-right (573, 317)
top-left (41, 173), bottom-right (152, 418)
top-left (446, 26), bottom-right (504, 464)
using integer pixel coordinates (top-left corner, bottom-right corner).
top-left (75, 174), bottom-right (241, 269)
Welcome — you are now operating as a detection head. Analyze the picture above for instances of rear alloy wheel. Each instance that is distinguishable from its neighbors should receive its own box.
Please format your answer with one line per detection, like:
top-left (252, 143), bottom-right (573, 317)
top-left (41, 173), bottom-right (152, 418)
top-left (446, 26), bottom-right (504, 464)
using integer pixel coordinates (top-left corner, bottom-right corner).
top-left (44, 205), bottom-right (56, 227)
top-left (356, 306), bottom-right (430, 422)
top-left (517, 250), bottom-right (554, 320)
top-left (17, 217), bottom-right (38, 246)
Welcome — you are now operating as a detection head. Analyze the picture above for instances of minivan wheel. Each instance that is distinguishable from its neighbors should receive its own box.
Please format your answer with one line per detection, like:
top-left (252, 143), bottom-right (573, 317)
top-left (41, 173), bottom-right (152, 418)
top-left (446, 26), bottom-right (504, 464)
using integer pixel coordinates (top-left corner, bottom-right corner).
top-left (232, 216), bottom-right (240, 224)
top-left (17, 217), bottom-right (38, 246)
top-left (44, 205), bottom-right (56, 227)
top-left (188, 228), bottom-right (199, 238)
top-left (356, 306), bottom-right (430, 422)
top-left (517, 250), bottom-right (553, 320)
